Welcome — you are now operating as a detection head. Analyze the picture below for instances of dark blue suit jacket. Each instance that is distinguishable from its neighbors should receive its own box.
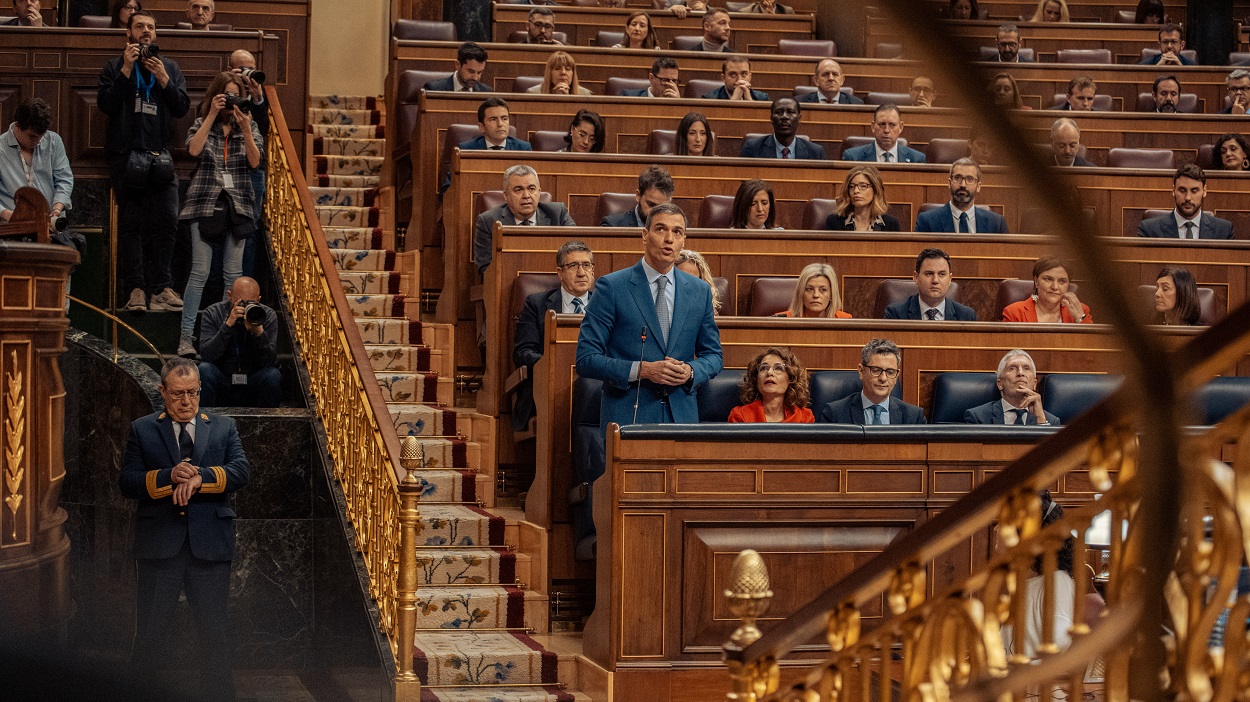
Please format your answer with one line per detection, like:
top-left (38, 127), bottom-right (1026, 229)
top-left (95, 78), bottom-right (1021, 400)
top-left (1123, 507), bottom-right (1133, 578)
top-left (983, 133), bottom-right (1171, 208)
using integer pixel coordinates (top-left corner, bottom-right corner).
top-left (817, 391), bottom-right (927, 424)
top-left (797, 90), bottom-right (864, 105)
top-left (883, 294), bottom-right (978, 321)
top-left (915, 203), bottom-right (1008, 234)
top-left (601, 207), bottom-right (644, 228)
top-left (576, 262), bottom-right (723, 426)
top-left (619, 87), bottom-right (651, 97)
top-left (512, 288), bottom-right (570, 430)
top-left (701, 85), bottom-right (771, 101)
top-left (964, 400), bottom-right (1061, 426)
top-left (119, 411), bottom-right (250, 561)
top-left (440, 135), bottom-right (533, 195)
top-left (1140, 53), bottom-right (1197, 66)
top-left (1137, 212), bottom-right (1234, 239)
top-left (740, 134), bottom-right (826, 160)
top-left (840, 142), bottom-right (927, 163)
top-left (423, 75), bottom-right (491, 92)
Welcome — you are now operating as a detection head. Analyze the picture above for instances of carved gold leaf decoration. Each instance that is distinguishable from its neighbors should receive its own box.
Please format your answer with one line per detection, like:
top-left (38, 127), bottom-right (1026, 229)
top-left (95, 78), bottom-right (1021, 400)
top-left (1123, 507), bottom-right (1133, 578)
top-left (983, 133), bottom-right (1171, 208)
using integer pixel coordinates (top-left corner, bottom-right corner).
top-left (4, 349), bottom-right (25, 532)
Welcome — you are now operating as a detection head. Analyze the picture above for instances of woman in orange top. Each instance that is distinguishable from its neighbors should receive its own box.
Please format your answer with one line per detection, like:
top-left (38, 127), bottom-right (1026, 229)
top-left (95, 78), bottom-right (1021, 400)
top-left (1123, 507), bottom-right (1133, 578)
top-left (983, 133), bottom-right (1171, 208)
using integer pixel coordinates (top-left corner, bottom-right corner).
top-left (774, 262), bottom-right (853, 318)
top-left (727, 347), bottom-right (814, 423)
top-left (1002, 256), bottom-right (1093, 324)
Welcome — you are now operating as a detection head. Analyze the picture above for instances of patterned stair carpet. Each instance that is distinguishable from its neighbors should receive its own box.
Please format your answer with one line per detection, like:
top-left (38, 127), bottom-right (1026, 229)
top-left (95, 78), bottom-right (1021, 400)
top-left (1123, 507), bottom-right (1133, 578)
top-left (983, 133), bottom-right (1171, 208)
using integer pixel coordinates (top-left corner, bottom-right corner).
top-left (308, 96), bottom-right (570, 701)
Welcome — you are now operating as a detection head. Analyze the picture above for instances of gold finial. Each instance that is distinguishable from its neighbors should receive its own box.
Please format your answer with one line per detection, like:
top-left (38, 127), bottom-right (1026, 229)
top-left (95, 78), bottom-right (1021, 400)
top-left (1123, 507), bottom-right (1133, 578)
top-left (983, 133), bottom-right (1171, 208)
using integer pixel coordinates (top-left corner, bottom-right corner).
top-left (400, 436), bottom-right (423, 484)
top-left (724, 549), bottom-right (773, 648)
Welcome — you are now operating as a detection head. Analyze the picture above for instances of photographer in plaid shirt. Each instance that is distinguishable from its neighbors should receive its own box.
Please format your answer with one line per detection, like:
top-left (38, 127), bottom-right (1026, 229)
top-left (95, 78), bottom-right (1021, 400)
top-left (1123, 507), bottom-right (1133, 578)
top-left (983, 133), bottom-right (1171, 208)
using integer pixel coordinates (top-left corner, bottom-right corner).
top-left (177, 71), bottom-right (262, 359)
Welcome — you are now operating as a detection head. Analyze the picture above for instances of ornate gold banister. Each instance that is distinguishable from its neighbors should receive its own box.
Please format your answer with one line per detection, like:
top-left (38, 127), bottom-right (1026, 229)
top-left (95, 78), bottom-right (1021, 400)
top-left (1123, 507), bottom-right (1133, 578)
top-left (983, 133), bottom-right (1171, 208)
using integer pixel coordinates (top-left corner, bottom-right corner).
top-left (261, 86), bottom-right (420, 697)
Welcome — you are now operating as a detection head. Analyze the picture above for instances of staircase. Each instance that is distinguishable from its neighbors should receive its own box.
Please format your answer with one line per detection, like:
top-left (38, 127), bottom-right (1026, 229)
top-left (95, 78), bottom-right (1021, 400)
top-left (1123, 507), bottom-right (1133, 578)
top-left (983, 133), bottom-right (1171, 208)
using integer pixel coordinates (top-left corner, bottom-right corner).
top-left (307, 96), bottom-right (577, 701)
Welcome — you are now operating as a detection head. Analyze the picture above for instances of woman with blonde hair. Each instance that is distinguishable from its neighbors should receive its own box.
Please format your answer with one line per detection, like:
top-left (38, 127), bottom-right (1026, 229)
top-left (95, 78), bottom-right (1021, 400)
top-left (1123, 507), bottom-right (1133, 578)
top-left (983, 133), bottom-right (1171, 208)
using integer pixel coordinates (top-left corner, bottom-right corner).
top-left (1030, 0), bottom-right (1069, 22)
top-left (728, 347), bottom-right (814, 423)
top-left (526, 51), bottom-right (593, 95)
top-left (826, 165), bottom-right (900, 231)
top-left (776, 263), bottom-right (851, 318)
top-left (676, 249), bottom-right (721, 313)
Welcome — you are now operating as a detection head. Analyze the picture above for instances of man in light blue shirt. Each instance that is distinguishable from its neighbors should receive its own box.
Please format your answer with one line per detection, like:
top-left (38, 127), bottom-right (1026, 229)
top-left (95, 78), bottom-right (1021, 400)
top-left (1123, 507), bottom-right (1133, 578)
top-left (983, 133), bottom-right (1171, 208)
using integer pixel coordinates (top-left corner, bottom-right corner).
top-left (0, 98), bottom-right (72, 227)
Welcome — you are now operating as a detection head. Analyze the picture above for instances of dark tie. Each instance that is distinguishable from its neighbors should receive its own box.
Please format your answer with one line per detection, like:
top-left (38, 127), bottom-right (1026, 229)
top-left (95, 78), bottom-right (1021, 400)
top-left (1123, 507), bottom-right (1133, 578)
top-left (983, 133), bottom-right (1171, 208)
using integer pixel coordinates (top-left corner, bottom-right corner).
top-left (654, 275), bottom-right (671, 344)
top-left (958, 212), bottom-right (970, 233)
top-left (882, 152), bottom-right (893, 163)
top-left (571, 298), bottom-right (583, 314)
top-left (1183, 222), bottom-right (1195, 239)
top-left (869, 404), bottom-right (885, 425)
top-left (489, 145), bottom-right (504, 150)
top-left (177, 421), bottom-right (194, 461)
top-left (781, 146), bottom-right (790, 159)
top-left (1011, 408), bottom-right (1030, 426)
top-left (925, 308), bottom-right (939, 320)
top-left (520, 219), bottom-right (533, 225)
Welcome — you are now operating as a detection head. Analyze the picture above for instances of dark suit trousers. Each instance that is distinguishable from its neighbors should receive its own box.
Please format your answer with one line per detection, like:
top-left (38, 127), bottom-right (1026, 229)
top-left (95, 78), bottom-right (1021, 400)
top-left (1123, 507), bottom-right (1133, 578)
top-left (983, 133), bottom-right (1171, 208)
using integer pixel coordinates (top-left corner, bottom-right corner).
top-left (133, 536), bottom-right (235, 701)
top-left (110, 155), bottom-right (179, 298)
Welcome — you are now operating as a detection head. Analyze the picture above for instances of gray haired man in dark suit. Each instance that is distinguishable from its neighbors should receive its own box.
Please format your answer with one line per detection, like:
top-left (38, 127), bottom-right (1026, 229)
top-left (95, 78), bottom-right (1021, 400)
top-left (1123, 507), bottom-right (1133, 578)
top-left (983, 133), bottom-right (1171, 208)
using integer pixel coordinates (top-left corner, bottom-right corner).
top-left (964, 349), bottom-right (1061, 425)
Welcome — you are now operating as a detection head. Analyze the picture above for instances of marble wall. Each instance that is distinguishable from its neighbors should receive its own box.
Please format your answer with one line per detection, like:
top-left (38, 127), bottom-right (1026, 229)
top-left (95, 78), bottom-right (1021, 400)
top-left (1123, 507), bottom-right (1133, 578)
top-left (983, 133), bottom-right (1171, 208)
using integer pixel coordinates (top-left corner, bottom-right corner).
top-left (59, 332), bottom-right (385, 693)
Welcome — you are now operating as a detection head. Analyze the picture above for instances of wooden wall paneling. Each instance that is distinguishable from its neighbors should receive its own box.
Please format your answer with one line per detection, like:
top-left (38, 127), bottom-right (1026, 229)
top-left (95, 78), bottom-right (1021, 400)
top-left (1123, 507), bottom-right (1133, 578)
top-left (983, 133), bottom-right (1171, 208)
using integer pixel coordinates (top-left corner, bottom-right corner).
top-left (906, 0), bottom-right (1187, 24)
top-left (866, 18), bottom-right (1161, 63)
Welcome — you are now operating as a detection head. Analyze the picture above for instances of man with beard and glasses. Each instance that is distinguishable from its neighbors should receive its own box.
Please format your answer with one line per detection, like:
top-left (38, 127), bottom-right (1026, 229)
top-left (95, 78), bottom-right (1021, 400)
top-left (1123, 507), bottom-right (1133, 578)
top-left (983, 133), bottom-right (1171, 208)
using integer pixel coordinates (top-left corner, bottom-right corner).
top-left (740, 97), bottom-right (825, 159)
top-left (1138, 164), bottom-right (1234, 239)
top-left (915, 158), bottom-right (1007, 233)
top-left (1150, 74), bottom-right (1182, 113)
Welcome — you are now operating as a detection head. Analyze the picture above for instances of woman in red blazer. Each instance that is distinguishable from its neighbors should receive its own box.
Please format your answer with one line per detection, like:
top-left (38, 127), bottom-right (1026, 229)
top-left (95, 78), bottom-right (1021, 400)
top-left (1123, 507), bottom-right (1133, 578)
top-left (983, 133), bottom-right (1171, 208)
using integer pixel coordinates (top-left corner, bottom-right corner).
top-left (1002, 256), bottom-right (1093, 324)
top-left (727, 347), bottom-right (815, 423)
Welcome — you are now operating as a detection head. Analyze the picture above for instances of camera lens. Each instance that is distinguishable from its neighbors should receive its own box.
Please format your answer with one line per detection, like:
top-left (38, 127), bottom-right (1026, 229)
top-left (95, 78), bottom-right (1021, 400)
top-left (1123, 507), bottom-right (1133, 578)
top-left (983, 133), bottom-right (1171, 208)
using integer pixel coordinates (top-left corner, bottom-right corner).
top-left (139, 43), bottom-right (160, 60)
top-left (241, 67), bottom-right (266, 84)
top-left (244, 304), bottom-right (266, 326)
top-left (53, 216), bottom-right (68, 233)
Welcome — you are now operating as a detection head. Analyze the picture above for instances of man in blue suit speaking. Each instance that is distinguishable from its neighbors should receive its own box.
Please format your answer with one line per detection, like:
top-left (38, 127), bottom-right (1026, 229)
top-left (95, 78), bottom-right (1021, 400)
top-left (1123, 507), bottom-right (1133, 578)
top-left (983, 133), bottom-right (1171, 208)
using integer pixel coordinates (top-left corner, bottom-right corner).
top-left (576, 203), bottom-right (722, 426)
top-left (119, 358), bottom-right (250, 699)
top-left (915, 158), bottom-right (1008, 234)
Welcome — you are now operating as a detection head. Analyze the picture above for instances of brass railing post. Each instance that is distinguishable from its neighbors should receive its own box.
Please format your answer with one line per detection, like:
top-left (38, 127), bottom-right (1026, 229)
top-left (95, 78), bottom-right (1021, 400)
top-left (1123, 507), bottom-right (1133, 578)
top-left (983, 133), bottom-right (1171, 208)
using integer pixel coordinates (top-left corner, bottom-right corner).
top-left (394, 437), bottom-right (423, 699)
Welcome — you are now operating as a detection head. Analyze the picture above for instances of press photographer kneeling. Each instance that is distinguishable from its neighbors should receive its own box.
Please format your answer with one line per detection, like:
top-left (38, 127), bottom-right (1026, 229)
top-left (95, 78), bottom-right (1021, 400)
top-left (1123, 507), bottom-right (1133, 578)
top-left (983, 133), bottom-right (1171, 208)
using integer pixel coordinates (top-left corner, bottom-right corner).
top-left (195, 276), bottom-right (281, 407)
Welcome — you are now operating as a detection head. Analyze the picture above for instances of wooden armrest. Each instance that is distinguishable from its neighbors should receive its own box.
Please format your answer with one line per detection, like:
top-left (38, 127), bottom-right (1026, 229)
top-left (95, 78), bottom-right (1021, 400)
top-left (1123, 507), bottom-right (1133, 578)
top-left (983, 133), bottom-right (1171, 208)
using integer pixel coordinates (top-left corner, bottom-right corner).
top-left (504, 365), bottom-right (529, 395)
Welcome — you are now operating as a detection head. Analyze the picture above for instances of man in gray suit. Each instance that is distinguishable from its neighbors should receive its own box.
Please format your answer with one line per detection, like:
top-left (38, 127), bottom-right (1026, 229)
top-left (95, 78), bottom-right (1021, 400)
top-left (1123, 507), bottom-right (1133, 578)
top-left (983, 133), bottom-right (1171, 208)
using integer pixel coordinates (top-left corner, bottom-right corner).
top-left (817, 338), bottom-right (926, 424)
top-left (964, 349), bottom-right (1061, 425)
top-left (474, 165), bottom-right (576, 274)
top-left (601, 165), bottom-right (674, 227)
top-left (1138, 164), bottom-right (1234, 240)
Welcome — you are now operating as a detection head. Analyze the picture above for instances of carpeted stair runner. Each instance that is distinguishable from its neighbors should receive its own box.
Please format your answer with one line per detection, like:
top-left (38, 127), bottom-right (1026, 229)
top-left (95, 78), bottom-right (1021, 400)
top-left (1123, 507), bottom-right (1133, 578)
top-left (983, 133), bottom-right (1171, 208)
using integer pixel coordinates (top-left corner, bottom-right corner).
top-left (309, 96), bottom-right (569, 700)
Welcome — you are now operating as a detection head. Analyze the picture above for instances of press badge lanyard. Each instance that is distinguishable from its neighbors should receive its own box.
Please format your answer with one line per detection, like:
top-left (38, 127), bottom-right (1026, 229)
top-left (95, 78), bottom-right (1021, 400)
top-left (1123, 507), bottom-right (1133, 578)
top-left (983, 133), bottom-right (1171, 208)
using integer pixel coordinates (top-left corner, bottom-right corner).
top-left (221, 132), bottom-right (234, 189)
top-left (135, 69), bottom-right (157, 115)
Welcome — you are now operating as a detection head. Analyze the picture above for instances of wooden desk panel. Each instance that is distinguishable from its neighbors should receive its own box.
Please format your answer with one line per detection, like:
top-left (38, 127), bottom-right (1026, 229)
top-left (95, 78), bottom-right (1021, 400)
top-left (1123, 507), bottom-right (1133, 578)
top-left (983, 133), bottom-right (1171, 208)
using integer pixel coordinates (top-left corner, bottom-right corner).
top-left (142, 0), bottom-right (310, 151)
top-left (492, 4), bottom-right (815, 53)
top-left (909, 0), bottom-right (1187, 24)
top-left (867, 18), bottom-right (1162, 64)
top-left (0, 27), bottom-right (278, 177)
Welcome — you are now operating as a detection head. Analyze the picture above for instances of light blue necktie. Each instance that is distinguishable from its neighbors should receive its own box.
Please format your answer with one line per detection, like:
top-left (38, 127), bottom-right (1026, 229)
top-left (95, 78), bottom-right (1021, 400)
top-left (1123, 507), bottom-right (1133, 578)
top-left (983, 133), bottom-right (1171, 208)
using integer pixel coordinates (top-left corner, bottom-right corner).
top-left (654, 275), bottom-right (671, 344)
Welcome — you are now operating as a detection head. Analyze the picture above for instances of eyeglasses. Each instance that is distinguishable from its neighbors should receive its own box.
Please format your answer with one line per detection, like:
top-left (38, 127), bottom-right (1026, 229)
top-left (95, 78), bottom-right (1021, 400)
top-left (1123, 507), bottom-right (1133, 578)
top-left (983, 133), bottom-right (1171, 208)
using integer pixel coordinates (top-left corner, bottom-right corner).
top-left (529, 21), bottom-right (555, 29)
top-left (997, 41), bottom-right (1020, 49)
top-left (1229, 85), bottom-right (1250, 94)
top-left (559, 261), bottom-right (594, 272)
top-left (910, 86), bottom-right (935, 95)
top-left (950, 175), bottom-right (980, 185)
top-left (846, 182), bottom-right (873, 193)
top-left (165, 388), bottom-right (201, 399)
top-left (862, 365), bottom-right (899, 379)
top-left (757, 363), bottom-right (788, 375)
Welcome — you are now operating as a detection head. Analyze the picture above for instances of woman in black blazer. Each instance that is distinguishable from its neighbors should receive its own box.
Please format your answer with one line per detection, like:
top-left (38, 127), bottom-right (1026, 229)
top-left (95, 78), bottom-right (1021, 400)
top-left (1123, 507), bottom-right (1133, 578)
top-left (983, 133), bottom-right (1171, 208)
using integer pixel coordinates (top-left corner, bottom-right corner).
top-left (825, 165), bottom-right (901, 232)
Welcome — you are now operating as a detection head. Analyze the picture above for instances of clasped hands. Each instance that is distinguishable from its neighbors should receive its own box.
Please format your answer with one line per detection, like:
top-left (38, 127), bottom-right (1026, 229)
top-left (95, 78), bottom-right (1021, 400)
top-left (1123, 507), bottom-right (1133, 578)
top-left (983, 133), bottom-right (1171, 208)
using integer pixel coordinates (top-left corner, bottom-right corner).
top-left (640, 357), bottom-right (692, 386)
top-left (170, 460), bottom-right (203, 506)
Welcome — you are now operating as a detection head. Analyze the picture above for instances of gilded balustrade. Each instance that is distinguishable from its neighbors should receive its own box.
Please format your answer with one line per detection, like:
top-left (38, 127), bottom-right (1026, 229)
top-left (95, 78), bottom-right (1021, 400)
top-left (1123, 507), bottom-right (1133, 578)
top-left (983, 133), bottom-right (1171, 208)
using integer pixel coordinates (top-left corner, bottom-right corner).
top-left (261, 87), bottom-right (421, 697)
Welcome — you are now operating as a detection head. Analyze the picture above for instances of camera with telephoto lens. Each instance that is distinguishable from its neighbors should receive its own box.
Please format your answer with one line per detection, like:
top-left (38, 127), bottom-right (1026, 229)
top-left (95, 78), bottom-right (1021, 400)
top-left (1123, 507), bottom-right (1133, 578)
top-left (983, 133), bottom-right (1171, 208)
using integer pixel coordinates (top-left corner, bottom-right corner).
top-left (53, 215), bottom-right (68, 233)
top-left (223, 94), bottom-right (251, 114)
top-left (138, 43), bottom-right (160, 60)
top-left (239, 67), bottom-right (266, 84)
top-left (243, 303), bottom-right (266, 326)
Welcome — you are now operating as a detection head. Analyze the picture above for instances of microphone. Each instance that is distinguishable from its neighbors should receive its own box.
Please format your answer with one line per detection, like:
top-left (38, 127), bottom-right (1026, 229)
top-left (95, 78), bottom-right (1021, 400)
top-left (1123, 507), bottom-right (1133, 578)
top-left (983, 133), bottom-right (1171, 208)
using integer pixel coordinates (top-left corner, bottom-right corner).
top-left (632, 326), bottom-right (648, 425)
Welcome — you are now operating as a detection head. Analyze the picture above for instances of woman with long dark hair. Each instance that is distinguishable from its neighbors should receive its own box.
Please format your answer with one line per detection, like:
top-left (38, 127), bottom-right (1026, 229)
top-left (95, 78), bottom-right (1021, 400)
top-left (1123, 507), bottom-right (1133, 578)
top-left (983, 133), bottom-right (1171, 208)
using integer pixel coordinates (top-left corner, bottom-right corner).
top-left (675, 112), bottom-right (714, 156)
top-left (1153, 267), bottom-right (1202, 325)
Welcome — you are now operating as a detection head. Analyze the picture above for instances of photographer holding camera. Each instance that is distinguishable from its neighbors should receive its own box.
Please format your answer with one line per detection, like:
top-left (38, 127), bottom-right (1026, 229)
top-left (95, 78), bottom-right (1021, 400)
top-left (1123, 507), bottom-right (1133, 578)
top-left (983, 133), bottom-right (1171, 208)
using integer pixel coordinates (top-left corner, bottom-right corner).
top-left (0, 98), bottom-right (72, 231)
top-left (229, 49), bottom-right (268, 277)
top-left (196, 276), bottom-right (280, 407)
top-left (98, 9), bottom-right (190, 313)
top-left (177, 71), bottom-right (262, 360)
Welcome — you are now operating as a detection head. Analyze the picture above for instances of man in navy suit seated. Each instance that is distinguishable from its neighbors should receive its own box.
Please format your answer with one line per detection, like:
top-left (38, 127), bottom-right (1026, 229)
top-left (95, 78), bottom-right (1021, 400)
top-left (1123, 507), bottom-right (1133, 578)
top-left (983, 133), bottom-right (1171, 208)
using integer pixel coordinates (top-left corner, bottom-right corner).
top-left (1137, 164), bottom-right (1234, 240)
top-left (440, 97), bottom-right (532, 195)
top-left (1139, 23), bottom-right (1197, 66)
top-left (512, 240), bottom-right (595, 430)
top-left (965, 349), bottom-right (1061, 425)
top-left (1150, 75), bottom-right (1182, 113)
top-left (119, 358), bottom-right (250, 700)
top-left (1050, 118), bottom-right (1094, 167)
top-left (474, 164), bottom-right (576, 274)
top-left (817, 338), bottom-right (927, 424)
top-left (621, 57), bottom-right (682, 98)
top-left (884, 247), bottom-right (978, 321)
top-left (702, 56), bottom-right (769, 101)
top-left (740, 97), bottom-right (825, 160)
top-left (1057, 75), bottom-right (1098, 111)
top-left (602, 165), bottom-right (674, 227)
top-left (575, 203), bottom-right (722, 427)
top-left (1220, 70), bottom-right (1250, 115)
top-left (915, 158), bottom-right (1008, 234)
top-left (797, 58), bottom-right (864, 105)
top-left (424, 42), bottom-right (491, 93)
top-left (990, 25), bottom-right (1032, 63)
top-left (840, 104), bottom-right (926, 163)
